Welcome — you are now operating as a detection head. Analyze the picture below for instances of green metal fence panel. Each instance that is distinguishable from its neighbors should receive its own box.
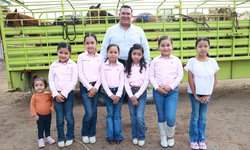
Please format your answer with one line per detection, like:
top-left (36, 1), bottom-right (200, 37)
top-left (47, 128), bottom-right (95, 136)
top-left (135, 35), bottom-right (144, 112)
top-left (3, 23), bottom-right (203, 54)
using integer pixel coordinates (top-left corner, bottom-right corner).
top-left (1, 0), bottom-right (250, 91)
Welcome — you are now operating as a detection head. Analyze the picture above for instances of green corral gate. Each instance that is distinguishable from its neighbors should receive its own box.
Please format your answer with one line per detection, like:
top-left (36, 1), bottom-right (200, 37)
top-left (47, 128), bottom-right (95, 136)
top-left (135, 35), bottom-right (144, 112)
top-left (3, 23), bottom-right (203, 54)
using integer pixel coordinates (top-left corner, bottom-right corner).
top-left (0, 0), bottom-right (250, 91)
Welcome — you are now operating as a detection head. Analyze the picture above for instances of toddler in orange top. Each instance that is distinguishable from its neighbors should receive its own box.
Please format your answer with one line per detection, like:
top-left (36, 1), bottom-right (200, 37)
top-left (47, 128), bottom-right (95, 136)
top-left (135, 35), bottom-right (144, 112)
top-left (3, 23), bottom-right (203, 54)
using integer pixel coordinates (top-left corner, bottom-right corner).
top-left (30, 75), bottom-right (55, 148)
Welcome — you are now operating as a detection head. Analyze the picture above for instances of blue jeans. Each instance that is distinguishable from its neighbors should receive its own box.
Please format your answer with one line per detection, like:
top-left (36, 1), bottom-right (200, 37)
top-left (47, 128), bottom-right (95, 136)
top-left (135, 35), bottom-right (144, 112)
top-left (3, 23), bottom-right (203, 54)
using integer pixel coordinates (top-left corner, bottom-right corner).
top-left (189, 94), bottom-right (209, 142)
top-left (153, 87), bottom-right (179, 127)
top-left (80, 83), bottom-right (99, 137)
top-left (128, 88), bottom-right (147, 140)
top-left (36, 113), bottom-right (52, 139)
top-left (105, 87), bottom-right (124, 142)
top-left (53, 91), bottom-right (75, 142)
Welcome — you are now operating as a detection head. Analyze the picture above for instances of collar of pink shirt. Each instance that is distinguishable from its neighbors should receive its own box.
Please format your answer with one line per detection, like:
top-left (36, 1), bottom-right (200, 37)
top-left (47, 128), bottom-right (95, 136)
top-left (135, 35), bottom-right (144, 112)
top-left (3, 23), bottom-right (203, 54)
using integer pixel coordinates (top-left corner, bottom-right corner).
top-left (132, 63), bottom-right (140, 67)
top-left (84, 50), bottom-right (98, 57)
top-left (56, 58), bottom-right (73, 64)
top-left (159, 54), bottom-right (174, 59)
top-left (104, 59), bottom-right (119, 65)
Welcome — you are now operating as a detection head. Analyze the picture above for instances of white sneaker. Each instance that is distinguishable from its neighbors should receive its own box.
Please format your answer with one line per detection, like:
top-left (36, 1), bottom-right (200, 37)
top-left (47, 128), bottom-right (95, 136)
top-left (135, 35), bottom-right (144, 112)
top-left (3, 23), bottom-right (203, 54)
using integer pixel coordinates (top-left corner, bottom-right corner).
top-left (168, 138), bottom-right (175, 147)
top-left (132, 138), bottom-right (138, 145)
top-left (82, 136), bottom-right (90, 144)
top-left (138, 140), bottom-right (145, 147)
top-left (45, 136), bottom-right (55, 144)
top-left (89, 136), bottom-right (96, 144)
top-left (199, 142), bottom-right (207, 150)
top-left (190, 142), bottom-right (199, 150)
top-left (65, 140), bottom-right (73, 146)
top-left (58, 141), bottom-right (65, 148)
top-left (38, 139), bottom-right (45, 148)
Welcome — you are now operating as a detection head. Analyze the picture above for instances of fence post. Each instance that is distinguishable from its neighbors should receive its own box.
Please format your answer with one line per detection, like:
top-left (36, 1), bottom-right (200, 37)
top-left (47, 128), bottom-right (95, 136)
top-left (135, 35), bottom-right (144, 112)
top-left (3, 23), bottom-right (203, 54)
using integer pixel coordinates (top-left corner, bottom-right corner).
top-left (0, 8), bottom-right (13, 89)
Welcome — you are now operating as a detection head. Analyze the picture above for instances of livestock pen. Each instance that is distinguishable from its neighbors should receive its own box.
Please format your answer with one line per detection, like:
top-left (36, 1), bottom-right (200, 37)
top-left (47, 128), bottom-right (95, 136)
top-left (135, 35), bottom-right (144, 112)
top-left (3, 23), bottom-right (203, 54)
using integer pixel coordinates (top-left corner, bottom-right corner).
top-left (0, 0), bottom-right (250, 91)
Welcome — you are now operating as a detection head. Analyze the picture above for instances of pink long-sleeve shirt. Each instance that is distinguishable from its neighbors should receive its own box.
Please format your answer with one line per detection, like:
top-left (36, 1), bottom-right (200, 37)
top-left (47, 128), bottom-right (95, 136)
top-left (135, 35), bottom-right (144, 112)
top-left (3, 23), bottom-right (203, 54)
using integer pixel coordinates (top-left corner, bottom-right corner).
top-left (149, 55), bottom-right (183, 90)
top-left (48, 59), bottom-right (78, 98)
top-left (101, 60), bottom-right (124, 97)
top-left (124, 64), bottom-right (149, 98)
top-left (77, 51), bottom-right (104, 91)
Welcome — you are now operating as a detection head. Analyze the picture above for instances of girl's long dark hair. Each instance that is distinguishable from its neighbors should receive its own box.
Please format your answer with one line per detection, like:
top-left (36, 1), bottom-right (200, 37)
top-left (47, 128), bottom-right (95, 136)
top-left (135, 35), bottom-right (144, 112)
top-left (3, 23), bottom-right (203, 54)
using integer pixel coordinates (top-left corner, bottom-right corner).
top-left (125, 44), bottom-right (147, 78)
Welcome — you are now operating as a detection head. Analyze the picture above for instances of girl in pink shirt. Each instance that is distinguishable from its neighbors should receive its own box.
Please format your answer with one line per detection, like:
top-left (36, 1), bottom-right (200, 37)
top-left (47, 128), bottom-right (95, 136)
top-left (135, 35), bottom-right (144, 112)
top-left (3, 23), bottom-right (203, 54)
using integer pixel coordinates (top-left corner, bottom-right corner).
top-left (30, 75), bottom-right (55, 148)
top-left (124, 44), bottom-right (149, 147)
top-left (48, 42), bottom-right (78, 148)
top-left (77, 33), bottom-right (104, 144)
top-left (149, 36), bottom-right (183, 148)
top-left (101, 44), bottom-right (125, 144)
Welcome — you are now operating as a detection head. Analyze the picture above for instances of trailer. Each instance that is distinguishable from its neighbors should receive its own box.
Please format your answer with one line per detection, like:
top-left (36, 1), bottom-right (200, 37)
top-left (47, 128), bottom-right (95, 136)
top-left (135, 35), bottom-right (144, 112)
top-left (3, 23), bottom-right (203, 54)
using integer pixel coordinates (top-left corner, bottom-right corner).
top-left (0, 0), bottom-right (250, 91)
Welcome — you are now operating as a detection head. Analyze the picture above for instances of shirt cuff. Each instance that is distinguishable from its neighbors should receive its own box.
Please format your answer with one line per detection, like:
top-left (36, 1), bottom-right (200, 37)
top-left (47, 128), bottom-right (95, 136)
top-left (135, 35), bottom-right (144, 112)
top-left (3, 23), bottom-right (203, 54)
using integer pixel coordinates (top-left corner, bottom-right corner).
top-left (107, 91), bottom-right (113, 97)
top-left (134, 92), bottom-right (141, 99)
top-left (61, 90), bottom-right (69, 98)
top-left (169, 84), bottom-right (176, 90)
top-left (127, 92), bottom-right (133, 98)
top-left (87, 84), bottom-right (93, 91)
top-left (94, 84), bottom-right (100, 91)
top-left (153, 84), bottom-right (159, 90)
top-left (116, 92), bottom-right (122, 97)
top-left (52, 91), bottom-right (60, 98)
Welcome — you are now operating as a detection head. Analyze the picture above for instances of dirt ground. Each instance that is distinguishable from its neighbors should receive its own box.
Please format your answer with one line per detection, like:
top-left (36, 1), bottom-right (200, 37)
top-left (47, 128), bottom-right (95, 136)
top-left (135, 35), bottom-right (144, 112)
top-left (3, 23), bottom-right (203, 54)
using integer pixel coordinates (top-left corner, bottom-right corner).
top-left (0, 59), bottom-right (250, 150)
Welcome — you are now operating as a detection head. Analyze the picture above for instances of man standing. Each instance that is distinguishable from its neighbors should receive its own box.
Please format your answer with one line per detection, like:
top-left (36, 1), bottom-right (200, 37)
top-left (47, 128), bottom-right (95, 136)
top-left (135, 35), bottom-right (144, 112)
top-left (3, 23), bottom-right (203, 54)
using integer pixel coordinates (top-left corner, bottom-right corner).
top-left (100, 5), bottom-right (151, 64)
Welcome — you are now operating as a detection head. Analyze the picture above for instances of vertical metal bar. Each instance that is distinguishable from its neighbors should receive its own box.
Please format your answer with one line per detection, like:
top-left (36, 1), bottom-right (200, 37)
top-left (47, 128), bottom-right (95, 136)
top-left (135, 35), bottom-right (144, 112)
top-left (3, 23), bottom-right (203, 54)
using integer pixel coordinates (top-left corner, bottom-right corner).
top-left (216, 17), bottom-right (219, 57)
top-left (231, 0), bottom-right (237, 79)
top-left (163, 14), bottom-right (166, 35)
top-left (81, 10), bottom-right (85, 40)
top-left (61, 0), bottom-right (65, 21)
top-left (196, 18), bottom-right (199, 38)
top-left (21, 26), bottom-right (28, 68)
top-left (179, 0), bottom-right (183, 60)
top-left (231, 60), bottom-right (234, 79)
top-left (248, 19), bottom-right (250, 56)
top-left (60, 0), bottom-right (66, 41)
top-left (0, 7), bottom-right (13, 89)
top-left (45, 12), bottom-right (50, 65)
top-left (231, 0), bottom-right (236, 57)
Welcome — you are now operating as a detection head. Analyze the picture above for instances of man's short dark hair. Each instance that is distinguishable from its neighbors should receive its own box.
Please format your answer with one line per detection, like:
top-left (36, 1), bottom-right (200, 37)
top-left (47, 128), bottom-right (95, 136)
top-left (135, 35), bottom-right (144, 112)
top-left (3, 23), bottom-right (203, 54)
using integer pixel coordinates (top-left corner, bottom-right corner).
top-left (119, 5), bottom-right (133, 13)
